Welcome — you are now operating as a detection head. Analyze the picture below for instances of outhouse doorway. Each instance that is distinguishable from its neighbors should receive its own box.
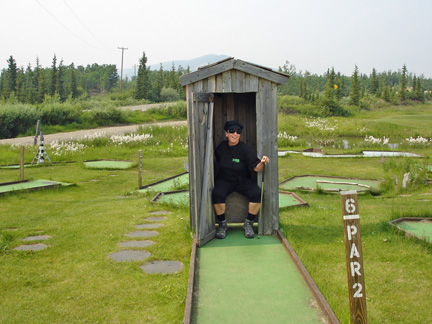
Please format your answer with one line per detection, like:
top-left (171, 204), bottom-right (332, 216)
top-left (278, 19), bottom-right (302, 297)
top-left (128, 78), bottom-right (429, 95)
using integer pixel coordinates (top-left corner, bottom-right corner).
top-left (180, 58), bottom-right (289, 246)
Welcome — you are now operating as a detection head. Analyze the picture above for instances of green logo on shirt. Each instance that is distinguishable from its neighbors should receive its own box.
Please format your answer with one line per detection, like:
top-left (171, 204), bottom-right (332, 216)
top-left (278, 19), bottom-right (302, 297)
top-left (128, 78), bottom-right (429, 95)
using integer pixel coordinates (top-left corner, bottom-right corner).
top-left (232, 158), bottom-right (240, 163)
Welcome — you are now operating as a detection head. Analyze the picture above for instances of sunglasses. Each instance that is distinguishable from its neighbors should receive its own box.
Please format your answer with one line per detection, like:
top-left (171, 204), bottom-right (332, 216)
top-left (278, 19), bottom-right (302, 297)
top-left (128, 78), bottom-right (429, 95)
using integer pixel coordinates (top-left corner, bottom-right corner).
top-left (228, 128), bottom-right (242, 134)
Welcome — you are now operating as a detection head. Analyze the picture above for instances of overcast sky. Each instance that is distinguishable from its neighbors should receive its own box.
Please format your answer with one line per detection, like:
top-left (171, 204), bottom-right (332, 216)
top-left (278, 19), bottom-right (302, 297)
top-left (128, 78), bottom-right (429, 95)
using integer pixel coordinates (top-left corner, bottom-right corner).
top-left (1, 0), bottom-right (431, 77)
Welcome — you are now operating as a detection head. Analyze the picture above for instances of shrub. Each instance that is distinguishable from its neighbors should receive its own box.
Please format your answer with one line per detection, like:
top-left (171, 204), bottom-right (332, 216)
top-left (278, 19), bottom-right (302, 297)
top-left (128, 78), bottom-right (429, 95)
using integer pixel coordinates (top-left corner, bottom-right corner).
top-left (0, 104), bottom-right (39, 139)
top-left (85, 106), bottom-right (126, 126)
top-left (38, 103), bottom-right (82, 125)
top-left (147, 101), bottom-right (187, 120)
top-left (160, 87), bottom-right (180, 102)
top-left (381, 158), bottom-right (429, 194)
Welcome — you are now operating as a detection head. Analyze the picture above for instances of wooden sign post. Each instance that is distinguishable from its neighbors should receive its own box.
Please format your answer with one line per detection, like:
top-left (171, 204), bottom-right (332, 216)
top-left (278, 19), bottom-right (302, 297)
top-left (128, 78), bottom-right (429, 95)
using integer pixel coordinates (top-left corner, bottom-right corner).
top-left (341, 190), bottom-right (367, 324)
top-left (20, 146), bottom-right (25, 181)
top-left (138, 150), bottom-right (143, 188)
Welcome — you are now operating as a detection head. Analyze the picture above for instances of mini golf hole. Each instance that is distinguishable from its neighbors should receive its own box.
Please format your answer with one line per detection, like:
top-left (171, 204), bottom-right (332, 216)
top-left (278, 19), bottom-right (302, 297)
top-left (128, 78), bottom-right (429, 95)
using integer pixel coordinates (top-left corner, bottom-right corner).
top-left (109, 250), bottom-right (151, 262)
top-left (389, 217), bottom-right (432, 243)
top-left (140, 260), bottom-right (184, 274)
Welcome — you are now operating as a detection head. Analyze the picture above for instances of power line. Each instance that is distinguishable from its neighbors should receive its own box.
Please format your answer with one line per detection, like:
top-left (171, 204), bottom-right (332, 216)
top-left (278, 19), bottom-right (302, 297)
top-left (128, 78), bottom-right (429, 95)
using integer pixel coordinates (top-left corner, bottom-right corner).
top-left (62, 0), bottom-right (114, 52)
top-left (34, 0), bottom-right (105, 51)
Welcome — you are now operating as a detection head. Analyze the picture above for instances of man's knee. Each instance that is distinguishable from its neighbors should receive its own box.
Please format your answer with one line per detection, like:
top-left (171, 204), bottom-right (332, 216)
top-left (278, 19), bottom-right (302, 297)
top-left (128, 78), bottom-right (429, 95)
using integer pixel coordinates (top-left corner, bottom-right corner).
top-left (212, 186), bottom-right (227, 204)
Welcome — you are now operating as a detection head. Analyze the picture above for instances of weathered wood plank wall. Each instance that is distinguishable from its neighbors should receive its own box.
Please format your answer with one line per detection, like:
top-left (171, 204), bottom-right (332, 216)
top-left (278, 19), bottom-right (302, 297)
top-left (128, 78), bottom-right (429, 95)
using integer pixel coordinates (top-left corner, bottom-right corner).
top-left (183, 59), bottom-right (288, 242)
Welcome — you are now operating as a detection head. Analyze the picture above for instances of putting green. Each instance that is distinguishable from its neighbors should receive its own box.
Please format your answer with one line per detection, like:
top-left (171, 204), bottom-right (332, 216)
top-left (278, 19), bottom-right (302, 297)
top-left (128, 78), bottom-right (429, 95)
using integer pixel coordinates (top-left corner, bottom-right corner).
top-left (0, 164), bottom-right (38, 169)
top-left (0, 179), bottom-right (73, 194)
top-left (152, 190), bottom-right (307, 209)
top-left (280, 175), bottom-right (379, 192)
top-left (138, 173), bottom-right (189, 193)
top-left (192, 229), bottom-right (326, 324)
top-left (84, 160), bottom-right (135, 169)
top-left (153, 190), bottom-right (189, 205)
top-left (279, 192), bottom-right (307, 208)
top-left (397, 220), bottom-right (432, 243)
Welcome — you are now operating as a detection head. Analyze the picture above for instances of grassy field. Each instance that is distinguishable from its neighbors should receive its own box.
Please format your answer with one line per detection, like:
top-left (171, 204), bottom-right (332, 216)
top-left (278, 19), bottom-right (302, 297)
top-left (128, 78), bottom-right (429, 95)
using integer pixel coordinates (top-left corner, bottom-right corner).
top-left (1, 102), bottom-right (431, 323)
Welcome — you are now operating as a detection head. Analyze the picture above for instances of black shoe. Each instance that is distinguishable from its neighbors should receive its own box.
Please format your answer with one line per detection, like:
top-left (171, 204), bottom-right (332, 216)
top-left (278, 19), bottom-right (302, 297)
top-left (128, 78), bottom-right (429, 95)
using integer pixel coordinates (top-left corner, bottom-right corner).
top-left (243, 219), bottom-right (255, 238)
top-left (216, 220), bottom-right (228, 239)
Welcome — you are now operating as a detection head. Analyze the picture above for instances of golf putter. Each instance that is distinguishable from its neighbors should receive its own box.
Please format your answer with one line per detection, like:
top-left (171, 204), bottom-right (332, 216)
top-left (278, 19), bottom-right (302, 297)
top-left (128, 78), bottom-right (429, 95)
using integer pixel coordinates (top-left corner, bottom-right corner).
top-left (257, 163), bottom-right (265, 239)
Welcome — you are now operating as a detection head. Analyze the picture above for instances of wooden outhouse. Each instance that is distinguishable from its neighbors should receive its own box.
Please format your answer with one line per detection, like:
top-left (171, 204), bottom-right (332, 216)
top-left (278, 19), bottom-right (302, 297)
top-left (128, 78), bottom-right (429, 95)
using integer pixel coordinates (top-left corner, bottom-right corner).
top-left (180, 58), bottom-right (289, 246)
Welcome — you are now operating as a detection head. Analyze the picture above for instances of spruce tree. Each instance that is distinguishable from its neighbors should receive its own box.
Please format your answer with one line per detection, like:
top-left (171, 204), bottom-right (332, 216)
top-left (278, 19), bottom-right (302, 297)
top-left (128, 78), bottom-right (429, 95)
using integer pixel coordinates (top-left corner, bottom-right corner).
top-left (24, 64), bottom-right (36, 103)
top-left (38, 70), bottom-right (48, 103)
top-left (50, 54), bottom-right (58, 96)
top-left (319, 67), bottom-right (341, 115)
top-left (56, 59), bottom-right (66, 101)
top-left (4, 55), bottom-right (18, 98)
top-left (135, 52), bottom-right (150, 100)
top-left (399, 64), bottom-right (407, 101)
top-left (33, 57), bottom-right (40, 100)
top-left (155, 63), bottom-right (164, 101)
top-left (414, 76), bottom-right (424, 102)
top-left (349, 65), bottom-right (360, 106)
top-left (16, 67), bottom-right (26, 102)
top-left (69, 63), bottom-right (79, 99)
top-left (370, 68), bottom-right (378, 95)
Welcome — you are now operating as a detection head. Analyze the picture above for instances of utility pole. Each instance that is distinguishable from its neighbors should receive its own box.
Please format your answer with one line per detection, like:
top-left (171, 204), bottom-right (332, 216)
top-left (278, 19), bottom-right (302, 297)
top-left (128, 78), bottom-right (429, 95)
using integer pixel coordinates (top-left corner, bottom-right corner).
top-left (118, 47), bottom-right (128, 93)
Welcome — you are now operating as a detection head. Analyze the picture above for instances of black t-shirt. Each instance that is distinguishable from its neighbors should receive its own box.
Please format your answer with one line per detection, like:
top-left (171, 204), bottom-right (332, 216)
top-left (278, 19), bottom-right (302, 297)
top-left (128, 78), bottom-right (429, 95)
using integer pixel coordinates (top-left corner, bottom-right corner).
top-left (214, 140), bottom-right (260, 183)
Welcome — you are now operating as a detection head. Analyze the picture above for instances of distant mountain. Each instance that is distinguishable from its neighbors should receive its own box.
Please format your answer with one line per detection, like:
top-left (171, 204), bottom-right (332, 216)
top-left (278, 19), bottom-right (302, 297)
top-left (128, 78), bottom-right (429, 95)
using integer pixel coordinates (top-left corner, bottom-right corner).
top-left (120, 54), bottom-right (230, 79)
top-left (149, 54), bottom-right (230, 71)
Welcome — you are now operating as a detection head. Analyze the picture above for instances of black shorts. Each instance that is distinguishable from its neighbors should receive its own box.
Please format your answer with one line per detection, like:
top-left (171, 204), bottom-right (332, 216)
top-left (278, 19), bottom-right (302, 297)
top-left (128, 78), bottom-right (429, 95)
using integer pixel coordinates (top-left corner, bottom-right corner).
top-left (211, 178), bottom-right (261, 204)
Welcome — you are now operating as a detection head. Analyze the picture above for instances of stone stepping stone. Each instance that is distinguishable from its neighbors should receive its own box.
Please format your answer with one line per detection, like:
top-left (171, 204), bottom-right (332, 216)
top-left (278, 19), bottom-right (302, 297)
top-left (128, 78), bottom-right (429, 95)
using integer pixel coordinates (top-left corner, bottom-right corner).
top-left (23, 235), bottom-right (51, 242)
top-left (14, 243), bottom-right (48, 251)
top-left (149, 211), bottom-right (171, 215)
top-left (126, 231), bottom-right (159, 238)
top-left (140, 260), bottom-right (184, 274)
top-left (118, 240), bottom-right (155, 248)
top-left (134, 223), bottom-right (163, 229)
top-left (109, 250), bottom-right (151, 262)
top-left (146, 217), bottom-right (167, 222)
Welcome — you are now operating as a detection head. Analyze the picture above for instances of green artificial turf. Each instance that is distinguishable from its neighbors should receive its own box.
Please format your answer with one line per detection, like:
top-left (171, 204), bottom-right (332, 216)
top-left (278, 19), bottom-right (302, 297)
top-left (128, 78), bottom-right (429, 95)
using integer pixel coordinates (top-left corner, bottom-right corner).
top-left (279, 175), bottom-right (380, 192)
top-left (192, 228), bottom-right (326, 324)
top-left (138, 173), bottom-right (189, 193)
top-left (397, 221), bottom-right (432, 243)
top-left (0, 179), bottom-right (73, 194)
top-left (84, 160), bottom-right (135, 169)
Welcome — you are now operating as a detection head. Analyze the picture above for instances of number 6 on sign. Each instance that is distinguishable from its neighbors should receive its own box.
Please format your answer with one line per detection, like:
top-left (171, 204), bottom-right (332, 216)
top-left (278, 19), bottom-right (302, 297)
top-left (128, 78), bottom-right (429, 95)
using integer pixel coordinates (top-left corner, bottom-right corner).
top-left (345, 198), bottom-right (356, 214)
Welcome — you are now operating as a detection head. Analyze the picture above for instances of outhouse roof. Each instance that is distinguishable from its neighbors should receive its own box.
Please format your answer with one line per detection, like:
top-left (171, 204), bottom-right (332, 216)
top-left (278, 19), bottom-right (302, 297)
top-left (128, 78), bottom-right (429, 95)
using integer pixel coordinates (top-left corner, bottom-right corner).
top-left (179, 57), bottom-right (289, 86)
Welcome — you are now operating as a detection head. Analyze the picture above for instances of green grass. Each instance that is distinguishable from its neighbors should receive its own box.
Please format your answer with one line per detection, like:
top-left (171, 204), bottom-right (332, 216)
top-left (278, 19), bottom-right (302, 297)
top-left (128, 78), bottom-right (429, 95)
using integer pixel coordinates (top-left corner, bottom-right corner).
top-left (1, 102), bottom-right (432, 323)
top-left (0, 158), bottom-right (191, 324)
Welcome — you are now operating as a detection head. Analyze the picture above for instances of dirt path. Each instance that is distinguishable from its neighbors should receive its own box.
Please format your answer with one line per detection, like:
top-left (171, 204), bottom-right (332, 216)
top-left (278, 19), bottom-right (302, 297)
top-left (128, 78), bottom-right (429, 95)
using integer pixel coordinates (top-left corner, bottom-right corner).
top-left (118, 102), bottom-right (177, 111)
top-left (0, 120), bottom-right (187, 146)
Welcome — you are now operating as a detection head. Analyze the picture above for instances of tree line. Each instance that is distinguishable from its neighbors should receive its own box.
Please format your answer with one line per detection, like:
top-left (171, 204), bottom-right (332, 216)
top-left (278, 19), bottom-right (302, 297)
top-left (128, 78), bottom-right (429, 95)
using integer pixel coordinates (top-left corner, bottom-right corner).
top-left (0, 54), bottom-right (118, 104)
top-left (0, 52), bottom-right (190, 105)
top-left (278, 61), bottom-right (431, 105)
top-left (1, 53), bottom-right (431, 109)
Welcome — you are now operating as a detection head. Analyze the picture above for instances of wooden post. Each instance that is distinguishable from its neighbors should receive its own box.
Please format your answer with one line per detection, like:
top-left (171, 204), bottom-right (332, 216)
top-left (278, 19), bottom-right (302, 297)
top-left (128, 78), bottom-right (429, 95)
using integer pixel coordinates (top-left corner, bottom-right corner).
top-left (20, 146), bottom-right (25, 181)
top-left (138, 150), bottom-right (142, 188)
top-left (341, 190), bottom-right (367, 324)
top-left (34, 120), bottom-right (40, 145)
